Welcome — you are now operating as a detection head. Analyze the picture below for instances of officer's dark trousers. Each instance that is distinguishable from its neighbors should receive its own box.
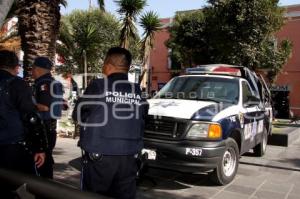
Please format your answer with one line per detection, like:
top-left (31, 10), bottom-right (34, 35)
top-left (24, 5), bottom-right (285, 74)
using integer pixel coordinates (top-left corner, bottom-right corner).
top-left (0, 144), bottom-right (36, 198)
top-left (82, 155), bottom-right (137, 199)
top-left (38, 120), bottom-right (57, 179)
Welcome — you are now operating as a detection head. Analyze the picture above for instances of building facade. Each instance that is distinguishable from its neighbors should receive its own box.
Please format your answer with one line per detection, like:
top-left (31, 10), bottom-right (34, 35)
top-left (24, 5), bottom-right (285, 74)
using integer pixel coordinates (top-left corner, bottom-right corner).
top-left (275, 5), bottom-right (300, 116)
top-left (149, 4), bottom-right (300, 116)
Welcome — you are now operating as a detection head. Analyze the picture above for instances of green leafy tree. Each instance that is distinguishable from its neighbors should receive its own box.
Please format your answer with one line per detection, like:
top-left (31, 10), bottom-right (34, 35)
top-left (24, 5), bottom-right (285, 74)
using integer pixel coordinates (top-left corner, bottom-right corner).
top-left (167, 11), bottom-right (207, 67)
top-left (115, 0), bottom-right (146, 49)
top-left (56, 9), bottom-right (120, 74)
top-left (259, 39), bottom-right (292, 83)
top-left (168, 0), bottom-right (292, 82)
top-left (139, 11), bottom-right (161, 91)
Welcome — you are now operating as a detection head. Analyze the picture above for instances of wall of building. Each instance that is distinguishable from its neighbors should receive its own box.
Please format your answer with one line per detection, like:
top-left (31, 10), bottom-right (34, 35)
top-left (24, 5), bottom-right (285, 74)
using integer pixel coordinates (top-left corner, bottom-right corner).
top-left (149, 18), bottom-right (172, 91)
top-left (276, 5), bottom-right (300, 115)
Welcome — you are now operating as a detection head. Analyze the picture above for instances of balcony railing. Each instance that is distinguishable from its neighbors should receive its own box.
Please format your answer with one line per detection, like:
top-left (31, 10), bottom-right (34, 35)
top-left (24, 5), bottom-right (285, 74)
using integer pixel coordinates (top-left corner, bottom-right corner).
top-left (0, 168), bottom-right (110, 199)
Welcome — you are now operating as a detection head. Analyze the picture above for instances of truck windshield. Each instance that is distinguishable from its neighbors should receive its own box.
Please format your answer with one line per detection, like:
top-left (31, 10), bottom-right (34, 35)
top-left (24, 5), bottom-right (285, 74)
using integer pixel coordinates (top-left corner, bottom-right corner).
top-left (154, 76), bottom-right (240, 104)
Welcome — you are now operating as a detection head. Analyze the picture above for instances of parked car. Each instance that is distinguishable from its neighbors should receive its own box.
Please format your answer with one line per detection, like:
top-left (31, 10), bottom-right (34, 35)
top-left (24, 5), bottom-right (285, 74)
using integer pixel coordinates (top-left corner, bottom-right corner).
top-left (142, 64), bottom-right (273, 185)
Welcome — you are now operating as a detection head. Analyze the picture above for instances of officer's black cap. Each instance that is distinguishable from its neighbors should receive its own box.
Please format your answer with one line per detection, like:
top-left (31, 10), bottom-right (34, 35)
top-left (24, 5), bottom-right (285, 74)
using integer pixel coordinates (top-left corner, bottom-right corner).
top-left (33, 57), bottom-right (53, 70)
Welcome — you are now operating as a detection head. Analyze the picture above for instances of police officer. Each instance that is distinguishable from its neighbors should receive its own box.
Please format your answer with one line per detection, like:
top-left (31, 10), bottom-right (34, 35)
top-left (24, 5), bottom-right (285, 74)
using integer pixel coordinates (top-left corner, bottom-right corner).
top-left (32, 56), bottom-right (63, 179)
top-left (0, 50), bottom-right (47, 198)
top-left (73, 47), bottom-right (148, 199)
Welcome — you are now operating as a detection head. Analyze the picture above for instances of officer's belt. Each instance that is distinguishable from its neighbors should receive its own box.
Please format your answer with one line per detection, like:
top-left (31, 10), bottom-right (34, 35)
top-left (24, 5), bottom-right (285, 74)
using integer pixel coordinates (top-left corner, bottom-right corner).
top-left (82, 150), bottom-right (138, 162)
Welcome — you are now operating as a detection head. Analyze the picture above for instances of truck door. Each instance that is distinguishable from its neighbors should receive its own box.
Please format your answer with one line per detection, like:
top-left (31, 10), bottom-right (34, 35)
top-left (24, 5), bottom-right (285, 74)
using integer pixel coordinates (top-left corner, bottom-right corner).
top-left (240, 80), bottom-right (264, 152)
top-left (258, 74), bottom-right (273, 133)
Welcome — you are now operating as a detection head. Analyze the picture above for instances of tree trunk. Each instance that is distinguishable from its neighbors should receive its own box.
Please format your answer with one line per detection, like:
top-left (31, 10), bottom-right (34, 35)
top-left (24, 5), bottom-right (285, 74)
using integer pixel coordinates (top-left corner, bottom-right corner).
top-left (0, 0), bottom-right (14, 27)
top-left (17, 0), bottom-right (61, 82)
top-left (120, 39), bottom-right (129, 49)
top-left (140, 38), bottom-right (151, 94)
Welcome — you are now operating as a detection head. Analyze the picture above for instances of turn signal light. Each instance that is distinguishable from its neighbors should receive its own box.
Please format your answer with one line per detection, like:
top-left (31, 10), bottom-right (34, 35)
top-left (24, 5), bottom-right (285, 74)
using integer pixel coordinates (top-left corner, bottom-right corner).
top-left (208, 124), bottom-right (222, 139)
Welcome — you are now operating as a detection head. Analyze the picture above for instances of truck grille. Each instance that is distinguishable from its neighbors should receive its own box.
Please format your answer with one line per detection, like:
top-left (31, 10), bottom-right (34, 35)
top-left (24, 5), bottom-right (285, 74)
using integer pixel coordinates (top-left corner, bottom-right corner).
top-left (145, 116), bottom-right (188, 139)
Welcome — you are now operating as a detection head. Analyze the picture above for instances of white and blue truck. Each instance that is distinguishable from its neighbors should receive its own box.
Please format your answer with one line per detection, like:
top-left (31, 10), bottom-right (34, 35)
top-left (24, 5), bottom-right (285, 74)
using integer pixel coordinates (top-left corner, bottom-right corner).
top-left (142, 64), bottom-right (273, 185)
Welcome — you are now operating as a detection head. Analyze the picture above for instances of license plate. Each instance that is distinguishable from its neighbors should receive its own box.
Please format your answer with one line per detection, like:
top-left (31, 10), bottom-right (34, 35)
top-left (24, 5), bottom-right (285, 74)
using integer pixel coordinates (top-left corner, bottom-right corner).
top-left (142, 149), bottom-right (157, 160)
top-left (185, 148), bottom-right (203, 156)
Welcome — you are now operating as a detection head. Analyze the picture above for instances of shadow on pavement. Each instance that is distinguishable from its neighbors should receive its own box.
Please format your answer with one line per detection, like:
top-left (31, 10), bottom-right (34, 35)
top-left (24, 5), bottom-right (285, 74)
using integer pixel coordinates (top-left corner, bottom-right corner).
top-left (137, 190), bottom-right (208, 199)
top-left (53, 147), bottom-right (65, 155)
top-left (69, 157), bottom-right (82, 171)
top-left (54, 163), bottom-right (70, 171)
top-left (138, 167), bottom-right (217, 192)
top-left (278, 158), bottom-right (300, 168)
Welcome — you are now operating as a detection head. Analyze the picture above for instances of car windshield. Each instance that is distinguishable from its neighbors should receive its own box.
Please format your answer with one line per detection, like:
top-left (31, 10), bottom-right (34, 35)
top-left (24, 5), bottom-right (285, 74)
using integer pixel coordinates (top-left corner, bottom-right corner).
top-left (154, 76), bottom-right (240, 104)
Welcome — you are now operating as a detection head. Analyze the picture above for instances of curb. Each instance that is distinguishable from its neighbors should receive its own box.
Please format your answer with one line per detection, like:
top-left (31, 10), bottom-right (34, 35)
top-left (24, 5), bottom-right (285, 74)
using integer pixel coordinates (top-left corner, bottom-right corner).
top-left (240, 161), bottom-right (300, 172)
top-left (268, 127), bottom-right (300, 147)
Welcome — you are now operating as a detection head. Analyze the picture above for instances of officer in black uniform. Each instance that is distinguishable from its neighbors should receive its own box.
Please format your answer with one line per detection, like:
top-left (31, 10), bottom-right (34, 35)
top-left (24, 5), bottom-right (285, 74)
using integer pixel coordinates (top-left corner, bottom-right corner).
top-left (32, 57), bottom-right (63, 179)
top-left (0, 50), bottom-right (47, 198)
top-left (73, 47), bottom-right (148, 199)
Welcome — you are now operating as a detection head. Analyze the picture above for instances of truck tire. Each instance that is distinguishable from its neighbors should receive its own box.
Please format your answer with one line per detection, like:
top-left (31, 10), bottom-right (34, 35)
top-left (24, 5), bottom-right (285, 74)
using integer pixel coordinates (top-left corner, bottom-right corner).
top-left (209, 138), bottom-right (239, 185)
top-left (253, 127), bottom-right (268, 157)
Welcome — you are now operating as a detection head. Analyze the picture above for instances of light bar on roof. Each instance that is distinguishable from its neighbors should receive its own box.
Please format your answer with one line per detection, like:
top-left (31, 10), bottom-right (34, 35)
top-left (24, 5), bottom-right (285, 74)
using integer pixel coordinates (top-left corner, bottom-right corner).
top-left (186, 65), bottom-right (242, 76)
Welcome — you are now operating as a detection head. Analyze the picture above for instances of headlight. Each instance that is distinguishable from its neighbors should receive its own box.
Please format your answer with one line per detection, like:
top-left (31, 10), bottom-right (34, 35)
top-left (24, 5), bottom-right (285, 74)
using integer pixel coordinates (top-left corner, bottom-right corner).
top-left (186, 123), bottom-right (222, 139)
top-left (186, 124), bottom-right (209, 138)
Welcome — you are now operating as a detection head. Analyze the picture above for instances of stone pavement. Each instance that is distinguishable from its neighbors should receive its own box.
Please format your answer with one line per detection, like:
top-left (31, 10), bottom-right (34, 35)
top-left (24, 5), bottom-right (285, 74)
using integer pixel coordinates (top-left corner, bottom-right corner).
top-left (53, 130), bottom-right (300, 199)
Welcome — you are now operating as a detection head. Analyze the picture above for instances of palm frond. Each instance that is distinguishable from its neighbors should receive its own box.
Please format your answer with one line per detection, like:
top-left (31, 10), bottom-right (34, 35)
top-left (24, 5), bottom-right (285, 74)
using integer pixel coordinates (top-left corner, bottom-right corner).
top-left (97, 0), bottom-right (105, 11)
top-left (119, 17), bottom-right (138, 48)
top-left (115, 0), bottom-right (146, 21)
top-left (0, 30), bottom-right (18, 43)
top-left (59, 20), bottom-right (74, 50)
top-left (140, 11), bottom-right (161, 48)
top-left (60, 0), bottom-right (68, 8)
top-left (116, 0), bottom-right (145, 48)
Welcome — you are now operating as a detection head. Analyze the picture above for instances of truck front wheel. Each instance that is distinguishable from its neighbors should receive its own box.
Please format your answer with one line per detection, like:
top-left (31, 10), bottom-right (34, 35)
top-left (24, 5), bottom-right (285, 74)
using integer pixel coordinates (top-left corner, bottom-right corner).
top-left (209, 138), bottom-right (239, 185)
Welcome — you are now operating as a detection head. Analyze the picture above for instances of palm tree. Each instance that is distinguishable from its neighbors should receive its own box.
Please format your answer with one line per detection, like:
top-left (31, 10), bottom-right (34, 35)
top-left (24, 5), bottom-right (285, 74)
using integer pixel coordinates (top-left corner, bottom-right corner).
top-left (17, 0), bottom-right (67, 81)
top-left (97, 0), bottom-right (105, 11)
top-left (115, 0), bottom-right (146, 49)
top-left (88, 0), bottom-right (105, 11)
top-left (139, 11), bottom-right (161, 93)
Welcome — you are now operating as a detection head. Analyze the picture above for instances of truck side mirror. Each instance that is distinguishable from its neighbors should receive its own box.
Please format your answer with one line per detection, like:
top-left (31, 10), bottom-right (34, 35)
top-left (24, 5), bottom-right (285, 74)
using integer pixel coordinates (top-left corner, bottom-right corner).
top-left (245, 95), bottom-right (260, 107)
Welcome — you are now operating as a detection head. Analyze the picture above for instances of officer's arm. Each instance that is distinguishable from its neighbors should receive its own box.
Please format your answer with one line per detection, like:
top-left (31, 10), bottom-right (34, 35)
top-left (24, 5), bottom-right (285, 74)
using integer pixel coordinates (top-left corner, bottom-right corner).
top-left (72, 80), bottom-right (100, 122)
top-left (11, 79), bottom-right (36, 113)
top-left (10, 79), bottom-right (48, 153)
top-left (36, 82), bottom-right (52, 111)
top-left (36, 103), bottom-right (49, 112)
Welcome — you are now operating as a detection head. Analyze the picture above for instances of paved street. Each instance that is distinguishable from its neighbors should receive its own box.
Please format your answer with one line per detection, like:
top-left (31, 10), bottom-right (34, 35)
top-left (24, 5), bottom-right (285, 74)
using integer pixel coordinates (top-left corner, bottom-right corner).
top-left (54, 130), bottom-right (300, 199)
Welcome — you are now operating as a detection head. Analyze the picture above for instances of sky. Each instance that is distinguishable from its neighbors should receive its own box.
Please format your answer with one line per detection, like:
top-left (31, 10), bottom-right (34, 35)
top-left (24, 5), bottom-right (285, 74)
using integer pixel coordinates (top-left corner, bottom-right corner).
top-left (61, 0), bottom-right (300, 18)
top-left (61, 0), bottom-right (300, 35)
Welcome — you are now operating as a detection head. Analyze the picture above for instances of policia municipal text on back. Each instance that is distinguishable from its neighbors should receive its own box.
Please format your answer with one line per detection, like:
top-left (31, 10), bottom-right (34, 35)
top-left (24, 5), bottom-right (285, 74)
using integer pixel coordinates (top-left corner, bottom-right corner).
top-left (73, 47), bottom-right (149, 199)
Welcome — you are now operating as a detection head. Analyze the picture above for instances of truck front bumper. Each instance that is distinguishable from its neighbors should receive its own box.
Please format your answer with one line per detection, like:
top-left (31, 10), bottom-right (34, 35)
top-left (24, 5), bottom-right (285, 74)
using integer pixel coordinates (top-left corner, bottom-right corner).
top-left (143, 138), bottom-right (226, 173)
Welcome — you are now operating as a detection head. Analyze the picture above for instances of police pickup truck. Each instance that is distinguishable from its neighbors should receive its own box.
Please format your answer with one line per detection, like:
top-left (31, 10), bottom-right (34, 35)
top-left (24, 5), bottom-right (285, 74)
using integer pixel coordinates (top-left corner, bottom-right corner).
top-left (143, 64), bottom-right (272, 185)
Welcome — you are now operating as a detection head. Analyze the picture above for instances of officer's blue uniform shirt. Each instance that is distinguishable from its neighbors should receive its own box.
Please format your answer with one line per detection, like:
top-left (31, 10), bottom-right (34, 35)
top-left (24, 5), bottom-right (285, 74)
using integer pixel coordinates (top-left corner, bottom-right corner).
top-left (73, 73), bottom-right (149, 156)
top-left (34, 73), bottom-right (63, 120)
top-left (0, 70), bottom-right (47, 150)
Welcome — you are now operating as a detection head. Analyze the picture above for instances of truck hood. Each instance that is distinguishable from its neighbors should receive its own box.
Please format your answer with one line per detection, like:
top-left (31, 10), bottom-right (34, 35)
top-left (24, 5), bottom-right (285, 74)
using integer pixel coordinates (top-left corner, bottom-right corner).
top-left (147, 99), bottom-right (216, 120)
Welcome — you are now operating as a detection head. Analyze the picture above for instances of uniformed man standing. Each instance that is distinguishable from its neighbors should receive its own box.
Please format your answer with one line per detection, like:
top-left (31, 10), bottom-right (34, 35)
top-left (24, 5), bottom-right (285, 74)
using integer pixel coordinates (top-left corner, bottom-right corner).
top-left (73, 47), bottom-right (148, 199)
top-left (0, 50), bottom-right (47, 198)
top-left (32, 57), bottom-right (63, 179)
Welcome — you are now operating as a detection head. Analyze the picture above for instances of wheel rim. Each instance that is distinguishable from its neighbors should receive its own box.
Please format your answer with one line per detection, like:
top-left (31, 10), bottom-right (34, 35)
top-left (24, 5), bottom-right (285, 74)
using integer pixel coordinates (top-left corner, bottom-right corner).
top-left (222, 148), bottom-right (236, 177)
top-left (262, 133), bottom-right (267, 152)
